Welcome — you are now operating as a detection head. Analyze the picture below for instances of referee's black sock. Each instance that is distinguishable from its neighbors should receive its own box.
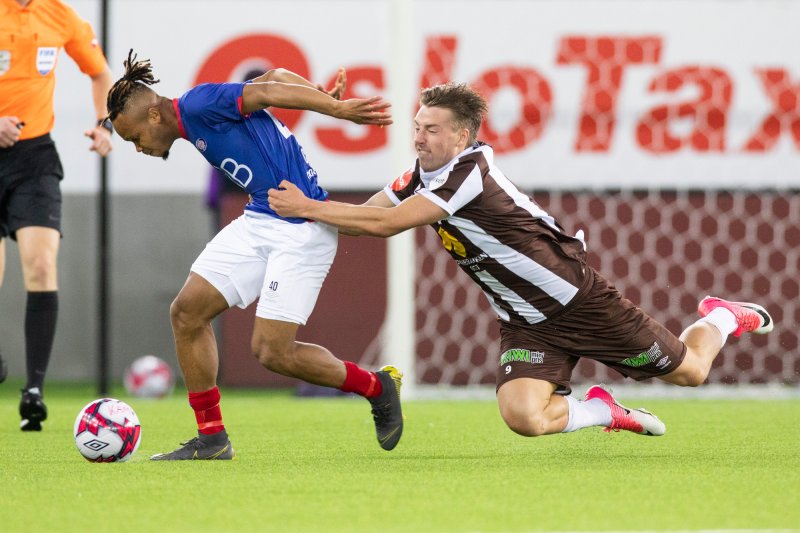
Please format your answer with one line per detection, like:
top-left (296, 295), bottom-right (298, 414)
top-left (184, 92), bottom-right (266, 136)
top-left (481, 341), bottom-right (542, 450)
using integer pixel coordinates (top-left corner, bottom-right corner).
top-left (24, 290), bottom-right (58, 392)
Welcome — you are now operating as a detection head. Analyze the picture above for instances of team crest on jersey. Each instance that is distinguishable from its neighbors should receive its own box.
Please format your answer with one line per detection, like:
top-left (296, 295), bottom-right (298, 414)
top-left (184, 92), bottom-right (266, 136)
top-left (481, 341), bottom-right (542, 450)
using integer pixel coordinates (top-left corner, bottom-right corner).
top-left (195, 138), bottom-right (207, 151)
top-left (0, 51), bottom-right (10, 76)
top-left (36, 47), bottom-right (58, 76)
top-left (390, 169), bottom-right (413, 191)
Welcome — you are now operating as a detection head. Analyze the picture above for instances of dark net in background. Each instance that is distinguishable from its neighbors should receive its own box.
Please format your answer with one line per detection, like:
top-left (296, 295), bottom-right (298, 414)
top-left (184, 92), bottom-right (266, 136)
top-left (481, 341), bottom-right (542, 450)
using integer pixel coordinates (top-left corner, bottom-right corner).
top-left (413, 190), bottom-right (800, 387)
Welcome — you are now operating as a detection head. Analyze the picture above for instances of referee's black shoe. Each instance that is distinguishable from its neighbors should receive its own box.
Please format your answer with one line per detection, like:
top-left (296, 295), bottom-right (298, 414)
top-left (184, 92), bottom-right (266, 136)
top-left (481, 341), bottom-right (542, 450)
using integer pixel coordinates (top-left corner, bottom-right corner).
top-left (367, 365), bottom-right (404, 451)
top-left (0, 350), bottom-right (7, 384)
top-left (20, 388), bottom-right (47, 431)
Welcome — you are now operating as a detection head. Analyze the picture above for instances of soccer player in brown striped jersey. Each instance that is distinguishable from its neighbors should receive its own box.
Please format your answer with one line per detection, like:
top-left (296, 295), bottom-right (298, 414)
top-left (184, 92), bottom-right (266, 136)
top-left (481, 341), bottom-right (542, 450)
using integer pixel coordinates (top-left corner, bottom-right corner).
top-left (269, 82), bottom-right (773, 438)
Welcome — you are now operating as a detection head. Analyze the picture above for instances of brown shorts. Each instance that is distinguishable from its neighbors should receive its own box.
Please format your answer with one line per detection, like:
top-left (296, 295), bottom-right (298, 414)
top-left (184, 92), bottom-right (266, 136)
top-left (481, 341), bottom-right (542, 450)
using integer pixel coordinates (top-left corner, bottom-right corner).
top-left (496, 268), bottom-right (686, 395)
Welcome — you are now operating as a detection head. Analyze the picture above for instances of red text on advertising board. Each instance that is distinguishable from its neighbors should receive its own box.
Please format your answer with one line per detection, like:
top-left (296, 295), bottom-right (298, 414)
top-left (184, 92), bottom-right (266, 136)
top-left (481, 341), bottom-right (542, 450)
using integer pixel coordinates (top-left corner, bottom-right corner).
top-left (194, 34), bottom-right (800, 155)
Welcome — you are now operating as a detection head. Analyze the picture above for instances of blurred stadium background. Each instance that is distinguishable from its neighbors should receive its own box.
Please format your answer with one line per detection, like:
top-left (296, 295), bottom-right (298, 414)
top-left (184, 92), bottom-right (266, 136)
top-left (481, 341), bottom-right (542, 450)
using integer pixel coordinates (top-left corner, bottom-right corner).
top-left (1, 0), bottom-right (797, 396)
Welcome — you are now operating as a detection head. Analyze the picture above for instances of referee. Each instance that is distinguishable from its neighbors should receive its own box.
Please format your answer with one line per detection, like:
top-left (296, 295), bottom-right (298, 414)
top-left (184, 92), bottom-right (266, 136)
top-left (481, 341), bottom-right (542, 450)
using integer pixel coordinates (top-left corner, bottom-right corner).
top-left (0, 0), bottom-right (113, 431)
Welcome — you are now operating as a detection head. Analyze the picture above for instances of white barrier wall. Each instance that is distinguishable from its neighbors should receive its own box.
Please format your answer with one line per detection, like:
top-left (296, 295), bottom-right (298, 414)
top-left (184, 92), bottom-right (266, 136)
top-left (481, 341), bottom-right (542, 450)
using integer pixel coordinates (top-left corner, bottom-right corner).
top-left (53, 0), bottom-right (800, 193)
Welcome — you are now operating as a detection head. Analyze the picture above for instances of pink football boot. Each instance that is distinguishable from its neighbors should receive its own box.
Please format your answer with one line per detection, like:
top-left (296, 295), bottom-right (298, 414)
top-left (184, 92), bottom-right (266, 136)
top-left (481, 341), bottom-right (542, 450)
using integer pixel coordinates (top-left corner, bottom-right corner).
top-left (585, 385), bottom-right (666, 436)
top-left (697, 296), bottom-right (773, 337)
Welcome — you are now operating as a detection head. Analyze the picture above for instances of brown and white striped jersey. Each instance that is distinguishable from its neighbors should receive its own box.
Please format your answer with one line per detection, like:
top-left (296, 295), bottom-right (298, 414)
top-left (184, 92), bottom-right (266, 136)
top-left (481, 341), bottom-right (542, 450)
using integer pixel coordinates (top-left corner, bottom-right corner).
top-left (384, 142), bottom-right (591, 326)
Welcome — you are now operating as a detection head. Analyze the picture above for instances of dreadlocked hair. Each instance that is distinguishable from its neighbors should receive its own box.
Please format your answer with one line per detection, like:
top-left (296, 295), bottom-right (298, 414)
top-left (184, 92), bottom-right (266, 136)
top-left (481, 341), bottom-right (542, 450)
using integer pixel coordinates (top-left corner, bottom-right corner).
top-left (106, 49), bottom-right (160, 121)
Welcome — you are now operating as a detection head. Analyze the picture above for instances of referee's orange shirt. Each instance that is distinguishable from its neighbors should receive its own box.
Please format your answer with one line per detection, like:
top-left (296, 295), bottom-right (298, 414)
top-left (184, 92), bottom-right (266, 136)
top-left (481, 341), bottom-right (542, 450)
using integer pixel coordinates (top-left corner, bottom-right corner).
top-left (0, 0), bottom-right (108, 140)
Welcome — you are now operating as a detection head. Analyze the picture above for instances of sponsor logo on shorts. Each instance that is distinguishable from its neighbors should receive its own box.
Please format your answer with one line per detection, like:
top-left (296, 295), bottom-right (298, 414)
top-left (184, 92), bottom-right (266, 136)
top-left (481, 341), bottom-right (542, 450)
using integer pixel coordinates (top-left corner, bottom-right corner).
top-left (500, 348), bottom-right (544, 366)
top-left (656, 355), bottom-right (672, 369)
top-left (621, 342), bottom-right (663, 367)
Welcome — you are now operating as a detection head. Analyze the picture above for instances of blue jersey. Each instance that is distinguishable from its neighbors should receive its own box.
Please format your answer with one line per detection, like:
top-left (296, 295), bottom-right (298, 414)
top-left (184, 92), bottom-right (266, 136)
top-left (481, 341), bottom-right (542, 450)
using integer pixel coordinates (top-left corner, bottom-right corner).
top-left (173, 82), bottom-right (328, 222)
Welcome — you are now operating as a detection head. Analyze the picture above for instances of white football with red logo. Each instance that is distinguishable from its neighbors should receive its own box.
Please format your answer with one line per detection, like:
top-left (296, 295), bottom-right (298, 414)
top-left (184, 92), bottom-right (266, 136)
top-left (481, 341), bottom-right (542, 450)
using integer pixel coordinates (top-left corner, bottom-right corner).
top-left (124, 355), bottom-right (175, 398)
top-left (74, 398), bottom-right (141, 462)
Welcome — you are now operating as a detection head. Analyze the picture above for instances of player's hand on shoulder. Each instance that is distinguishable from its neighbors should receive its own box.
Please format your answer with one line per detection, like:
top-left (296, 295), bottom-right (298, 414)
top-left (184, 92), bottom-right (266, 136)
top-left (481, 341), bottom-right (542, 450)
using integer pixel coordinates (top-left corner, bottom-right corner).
top-left (84, 123), bottom-right (113, 157)
top-left (337, 96), bottom-right (393, 126)
top-left (0, 116), bottom-right (23, 148)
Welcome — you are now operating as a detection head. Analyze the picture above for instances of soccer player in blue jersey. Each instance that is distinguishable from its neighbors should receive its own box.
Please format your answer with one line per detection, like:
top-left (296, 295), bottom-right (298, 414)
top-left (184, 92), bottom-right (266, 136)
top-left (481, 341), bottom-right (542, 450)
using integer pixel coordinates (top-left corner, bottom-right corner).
top-left (106, 50), bottom-right (403, 460)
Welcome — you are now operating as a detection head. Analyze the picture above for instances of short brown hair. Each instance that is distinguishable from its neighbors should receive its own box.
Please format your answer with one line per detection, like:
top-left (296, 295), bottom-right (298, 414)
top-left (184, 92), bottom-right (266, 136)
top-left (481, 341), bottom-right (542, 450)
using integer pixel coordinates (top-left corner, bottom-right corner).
top-left (420, 82), bottom-right (488, 145)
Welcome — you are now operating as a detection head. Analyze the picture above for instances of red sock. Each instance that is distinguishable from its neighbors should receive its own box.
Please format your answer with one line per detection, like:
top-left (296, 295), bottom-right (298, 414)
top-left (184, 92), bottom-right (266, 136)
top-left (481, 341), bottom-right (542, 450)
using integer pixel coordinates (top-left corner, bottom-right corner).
top-left (188, 386), bottom-right (225, 435)
top-left (340, 361), bottom-right (383, 398)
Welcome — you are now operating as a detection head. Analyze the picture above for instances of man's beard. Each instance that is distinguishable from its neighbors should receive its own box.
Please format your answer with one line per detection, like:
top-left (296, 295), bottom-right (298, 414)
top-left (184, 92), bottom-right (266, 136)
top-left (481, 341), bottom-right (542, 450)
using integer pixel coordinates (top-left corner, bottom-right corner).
top-left (161, 150), bottom-right (170, 161)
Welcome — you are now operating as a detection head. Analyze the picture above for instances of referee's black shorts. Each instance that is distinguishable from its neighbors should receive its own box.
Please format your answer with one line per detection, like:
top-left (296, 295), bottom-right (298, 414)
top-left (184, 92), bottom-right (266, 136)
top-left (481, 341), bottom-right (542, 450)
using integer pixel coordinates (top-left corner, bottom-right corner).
top-left (0, 133), bottom-right (64, 240)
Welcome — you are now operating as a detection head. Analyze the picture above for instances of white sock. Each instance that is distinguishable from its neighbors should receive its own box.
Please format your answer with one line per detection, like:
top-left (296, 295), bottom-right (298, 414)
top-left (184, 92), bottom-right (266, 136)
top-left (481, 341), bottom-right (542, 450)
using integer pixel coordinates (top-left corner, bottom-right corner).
top-left (698, 307), bottom-right (737, 349)
top-left (562, 395), bottom-right (612, 433)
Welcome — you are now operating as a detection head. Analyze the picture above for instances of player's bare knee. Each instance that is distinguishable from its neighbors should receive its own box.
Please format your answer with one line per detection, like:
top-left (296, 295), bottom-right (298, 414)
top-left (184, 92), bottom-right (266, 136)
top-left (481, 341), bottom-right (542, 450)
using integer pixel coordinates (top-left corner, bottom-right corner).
top-left (678, 367), bottom-right (707, 387)
top-left (665, 361), bottom-right (707, 387)
top-left (252, 337), bottom-right (295, 374)
top-left (23, 255), bottom-right (56, 287)
top-left (169, 294), bottom-right (201, 332)
top-left (500, 403), bottom-right (547, 437)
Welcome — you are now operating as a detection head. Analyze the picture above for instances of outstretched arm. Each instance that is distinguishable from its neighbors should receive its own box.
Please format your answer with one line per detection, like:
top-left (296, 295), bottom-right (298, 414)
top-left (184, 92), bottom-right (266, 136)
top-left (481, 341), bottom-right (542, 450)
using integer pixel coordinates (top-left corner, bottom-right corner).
top-left (241, 69), bottom-right (391, 126)
top-left (268, 181), bottom-right (447, 237)
top-left (253, 67), bottom-right (347, 100)
top-left (334, 190), bottom-right (396, 236)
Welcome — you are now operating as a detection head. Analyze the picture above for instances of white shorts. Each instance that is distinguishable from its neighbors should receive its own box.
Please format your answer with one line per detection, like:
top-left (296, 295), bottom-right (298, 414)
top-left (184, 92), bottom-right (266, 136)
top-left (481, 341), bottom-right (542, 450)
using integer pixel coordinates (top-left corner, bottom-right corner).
top-left (191, 211), bottom-right (338, 325)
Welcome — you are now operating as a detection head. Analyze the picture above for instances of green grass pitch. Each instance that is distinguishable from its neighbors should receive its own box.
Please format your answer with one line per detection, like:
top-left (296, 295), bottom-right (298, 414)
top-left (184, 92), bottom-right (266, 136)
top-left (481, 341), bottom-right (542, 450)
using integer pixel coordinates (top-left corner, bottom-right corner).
top-left (1, 381), bottom-right (798, 533)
